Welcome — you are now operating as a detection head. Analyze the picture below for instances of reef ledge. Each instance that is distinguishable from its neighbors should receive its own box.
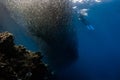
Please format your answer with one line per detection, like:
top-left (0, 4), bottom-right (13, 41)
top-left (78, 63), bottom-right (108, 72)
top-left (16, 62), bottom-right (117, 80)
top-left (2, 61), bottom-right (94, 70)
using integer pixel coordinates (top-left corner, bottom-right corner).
top-left (0, 32), bottom-right (53, 80)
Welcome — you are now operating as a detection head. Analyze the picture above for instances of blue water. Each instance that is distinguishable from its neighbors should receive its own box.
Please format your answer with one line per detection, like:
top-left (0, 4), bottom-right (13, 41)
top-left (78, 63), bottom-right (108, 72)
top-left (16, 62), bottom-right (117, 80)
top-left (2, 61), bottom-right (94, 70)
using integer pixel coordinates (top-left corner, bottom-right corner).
top-left (1, 0), bottom-right (120, 80)
top-left (57, 1), bottom-right (120, 80)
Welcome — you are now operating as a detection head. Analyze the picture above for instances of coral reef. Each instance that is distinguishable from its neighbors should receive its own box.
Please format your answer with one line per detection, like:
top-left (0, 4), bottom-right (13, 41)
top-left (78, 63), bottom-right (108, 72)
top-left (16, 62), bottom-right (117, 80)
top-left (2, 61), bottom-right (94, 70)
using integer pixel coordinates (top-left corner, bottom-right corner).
top-left (0, 32), bottom-right (53, 80)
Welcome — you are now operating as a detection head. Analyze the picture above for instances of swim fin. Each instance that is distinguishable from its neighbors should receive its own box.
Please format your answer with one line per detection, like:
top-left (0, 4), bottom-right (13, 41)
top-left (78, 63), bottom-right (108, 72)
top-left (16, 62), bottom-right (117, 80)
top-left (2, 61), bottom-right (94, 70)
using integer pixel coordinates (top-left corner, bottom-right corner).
top-left (86, 25), bottom-right (95, 31)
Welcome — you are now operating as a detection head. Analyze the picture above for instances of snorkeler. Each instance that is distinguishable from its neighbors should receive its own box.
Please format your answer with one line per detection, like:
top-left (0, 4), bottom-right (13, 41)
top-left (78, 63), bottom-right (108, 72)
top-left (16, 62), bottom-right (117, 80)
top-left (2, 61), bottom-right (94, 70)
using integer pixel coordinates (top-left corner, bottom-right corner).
top-left (78, 13), bottom-right (95, 30)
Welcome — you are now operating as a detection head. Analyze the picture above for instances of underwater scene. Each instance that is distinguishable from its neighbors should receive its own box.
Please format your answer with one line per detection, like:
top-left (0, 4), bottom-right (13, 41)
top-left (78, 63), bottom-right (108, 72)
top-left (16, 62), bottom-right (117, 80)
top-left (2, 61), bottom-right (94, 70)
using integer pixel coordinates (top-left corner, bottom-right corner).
top-left (0, 0), bottom-right (120, 80)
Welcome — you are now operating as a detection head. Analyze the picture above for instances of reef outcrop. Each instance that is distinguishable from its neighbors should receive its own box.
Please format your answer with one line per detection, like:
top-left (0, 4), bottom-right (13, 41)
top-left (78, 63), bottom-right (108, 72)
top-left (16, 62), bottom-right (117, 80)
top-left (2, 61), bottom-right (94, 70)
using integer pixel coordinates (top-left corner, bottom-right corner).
top-left (0, 32), bottom-right (53, 80)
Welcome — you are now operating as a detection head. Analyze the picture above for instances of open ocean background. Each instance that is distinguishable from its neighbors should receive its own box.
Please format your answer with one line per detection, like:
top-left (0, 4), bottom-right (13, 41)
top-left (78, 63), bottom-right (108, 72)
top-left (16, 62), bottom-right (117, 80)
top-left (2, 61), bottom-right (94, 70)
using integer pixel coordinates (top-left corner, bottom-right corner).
top-left (1, 0), bottom-right (120, 80)
top-left (56, 1), bottom-right (120, 80)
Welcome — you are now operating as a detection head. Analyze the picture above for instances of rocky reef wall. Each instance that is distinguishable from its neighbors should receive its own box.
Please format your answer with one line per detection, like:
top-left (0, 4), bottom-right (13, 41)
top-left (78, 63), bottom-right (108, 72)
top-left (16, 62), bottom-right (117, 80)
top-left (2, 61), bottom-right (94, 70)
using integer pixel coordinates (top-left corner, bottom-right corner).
top-left (0, 32), bottom-right (53, 80)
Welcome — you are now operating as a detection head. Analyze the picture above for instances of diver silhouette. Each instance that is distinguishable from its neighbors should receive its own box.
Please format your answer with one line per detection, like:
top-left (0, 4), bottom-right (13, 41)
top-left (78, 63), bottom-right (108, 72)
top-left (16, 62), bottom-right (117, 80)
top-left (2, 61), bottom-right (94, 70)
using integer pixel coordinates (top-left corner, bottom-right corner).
top-left (78, 13), bottom-right (95, 30)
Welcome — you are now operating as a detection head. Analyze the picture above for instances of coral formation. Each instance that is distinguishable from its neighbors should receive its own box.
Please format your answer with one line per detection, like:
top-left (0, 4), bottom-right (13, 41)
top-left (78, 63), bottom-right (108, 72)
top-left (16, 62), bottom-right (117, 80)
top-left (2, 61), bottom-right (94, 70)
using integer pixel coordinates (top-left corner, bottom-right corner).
top-left (0, 32), bottom-right (53, 80)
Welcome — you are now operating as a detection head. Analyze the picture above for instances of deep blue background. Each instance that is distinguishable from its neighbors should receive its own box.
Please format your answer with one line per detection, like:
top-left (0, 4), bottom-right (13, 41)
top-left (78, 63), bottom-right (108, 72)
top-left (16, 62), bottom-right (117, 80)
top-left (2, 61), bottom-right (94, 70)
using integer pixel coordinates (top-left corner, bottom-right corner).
top-left (57, 1), bottom-right (120, 80)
